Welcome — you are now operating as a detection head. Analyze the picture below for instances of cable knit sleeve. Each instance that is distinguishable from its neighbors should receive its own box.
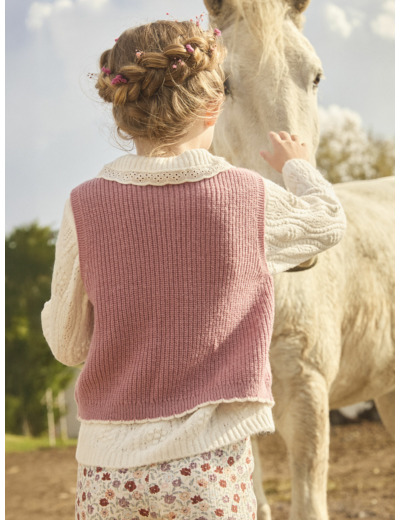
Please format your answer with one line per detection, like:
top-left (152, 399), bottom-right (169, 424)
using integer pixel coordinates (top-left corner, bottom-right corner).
top-left (263, 158), bottom-right (347, 275)
top-left (41, 198), bottom-right (93, 366)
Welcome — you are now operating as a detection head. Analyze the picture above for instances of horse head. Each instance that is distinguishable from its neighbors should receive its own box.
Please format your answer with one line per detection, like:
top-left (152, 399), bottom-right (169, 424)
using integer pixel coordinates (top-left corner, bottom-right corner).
top-left (204, 0), bottom-right (323, 187)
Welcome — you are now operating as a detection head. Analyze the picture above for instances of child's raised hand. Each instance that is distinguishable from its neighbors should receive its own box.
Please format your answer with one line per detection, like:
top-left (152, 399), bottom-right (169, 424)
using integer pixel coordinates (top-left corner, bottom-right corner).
top-left (260, 131), bottom-right (310, 174)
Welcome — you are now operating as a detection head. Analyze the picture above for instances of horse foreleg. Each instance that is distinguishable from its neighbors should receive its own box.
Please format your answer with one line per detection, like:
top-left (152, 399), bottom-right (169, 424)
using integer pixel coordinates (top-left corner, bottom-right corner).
top-left (251, 436), bottom-right (272, 520)
top-left (375, 390), bottom-right (395, 439)
top-left (275, 371), bottom-right (330, 520)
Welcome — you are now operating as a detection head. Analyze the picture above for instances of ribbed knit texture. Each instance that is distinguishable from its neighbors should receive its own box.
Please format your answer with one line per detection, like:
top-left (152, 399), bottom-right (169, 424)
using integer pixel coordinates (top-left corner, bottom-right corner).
top-left (70, 167), bottom-right (274, 422)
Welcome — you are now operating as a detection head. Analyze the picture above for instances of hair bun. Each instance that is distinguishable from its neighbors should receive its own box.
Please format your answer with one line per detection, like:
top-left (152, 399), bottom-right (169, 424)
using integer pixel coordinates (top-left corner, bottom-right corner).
top-left (95, 20), bottom-right (226, 154)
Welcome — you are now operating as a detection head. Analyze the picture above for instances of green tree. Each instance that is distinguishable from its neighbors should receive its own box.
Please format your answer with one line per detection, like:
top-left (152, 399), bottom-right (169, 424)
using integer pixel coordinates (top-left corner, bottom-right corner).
top-left (5, 223), bottom-right (75, 436)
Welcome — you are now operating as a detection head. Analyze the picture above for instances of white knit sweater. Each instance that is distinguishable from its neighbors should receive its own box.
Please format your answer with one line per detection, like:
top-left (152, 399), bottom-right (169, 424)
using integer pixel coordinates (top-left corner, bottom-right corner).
top-left (42, 149), bottom-right (346, 468)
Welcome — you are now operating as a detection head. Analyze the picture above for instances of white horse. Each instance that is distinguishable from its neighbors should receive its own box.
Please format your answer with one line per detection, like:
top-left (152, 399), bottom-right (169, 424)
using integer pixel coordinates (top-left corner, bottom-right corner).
top-left (204, 1), bottom-right (395, 519)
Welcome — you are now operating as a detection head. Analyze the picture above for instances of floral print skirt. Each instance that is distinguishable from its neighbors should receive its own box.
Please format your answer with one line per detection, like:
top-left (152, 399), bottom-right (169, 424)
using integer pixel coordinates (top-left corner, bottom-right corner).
top-left (75, 436), bottom-right (257, 520)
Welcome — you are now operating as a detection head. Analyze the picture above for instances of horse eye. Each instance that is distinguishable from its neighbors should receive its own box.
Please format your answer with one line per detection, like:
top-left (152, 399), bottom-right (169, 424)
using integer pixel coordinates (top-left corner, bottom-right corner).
top-left (224, 77), bottom-right (231, 96)
top-left (313, 73), bottom-right (322, 87)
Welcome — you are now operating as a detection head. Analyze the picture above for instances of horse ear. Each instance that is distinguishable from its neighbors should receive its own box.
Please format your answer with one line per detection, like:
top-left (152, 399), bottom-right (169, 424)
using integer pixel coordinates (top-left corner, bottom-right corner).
top-left (203, 0), bottom-right (236, 20)
top-left (203, 0), bottom-right (225, 16)
top-left (204, 0), bottom-right (311, 17)
top-left (289, 0), bottom-right (311, 13)
top-left (286, 0), bottom-right (311, 28)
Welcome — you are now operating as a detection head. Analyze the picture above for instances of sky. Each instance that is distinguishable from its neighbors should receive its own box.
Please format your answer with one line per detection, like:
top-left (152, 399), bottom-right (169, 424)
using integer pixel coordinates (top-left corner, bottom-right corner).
top-left (5, 0), bottom-right (395, 232)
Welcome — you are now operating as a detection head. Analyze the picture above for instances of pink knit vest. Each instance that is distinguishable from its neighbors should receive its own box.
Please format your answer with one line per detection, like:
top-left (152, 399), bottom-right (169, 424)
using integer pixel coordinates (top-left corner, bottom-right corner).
top-left (70, 167), bottom-right (274, 422)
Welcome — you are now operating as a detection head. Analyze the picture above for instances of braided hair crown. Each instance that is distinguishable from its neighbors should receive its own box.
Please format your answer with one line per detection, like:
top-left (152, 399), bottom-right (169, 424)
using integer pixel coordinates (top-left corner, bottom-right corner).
top-left (95, 20), bottom-right (226, 152)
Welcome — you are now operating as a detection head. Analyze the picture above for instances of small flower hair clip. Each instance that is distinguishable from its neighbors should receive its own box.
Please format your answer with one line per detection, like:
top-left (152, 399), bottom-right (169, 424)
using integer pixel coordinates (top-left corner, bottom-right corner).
top-left (115, 37), bottom-right (119, 42)
top-left (101, 67), bottom-right (111, 75)
top-left (214, 28), bottom-right (222, 37)
top-left (165, 12), bottom-right (179, 21)
top-left (185, 44), bottom-right (195, 54)
top-left (135, 50), bottom-right (144, 59)
top-left (171, 57), bottom-right (183, 70)
top-left (111, 74), bottom-right (128, 85)
top-left (195, 13), bottom-right (205, 27)
top-left (189, 13), bottom-right (205, 27)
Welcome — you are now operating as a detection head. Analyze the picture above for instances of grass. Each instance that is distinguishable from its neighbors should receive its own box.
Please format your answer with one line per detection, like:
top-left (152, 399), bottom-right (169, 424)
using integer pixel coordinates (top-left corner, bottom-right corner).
top-left (263, 478), bottom-right (292, 503)
top-left (5, 433), bottom-right (77, 453)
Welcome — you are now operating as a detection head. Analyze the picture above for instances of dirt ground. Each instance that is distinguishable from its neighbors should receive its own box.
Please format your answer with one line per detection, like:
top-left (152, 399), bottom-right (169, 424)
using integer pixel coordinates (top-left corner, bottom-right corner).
top-left (6, 421), bottom-right (394, 520)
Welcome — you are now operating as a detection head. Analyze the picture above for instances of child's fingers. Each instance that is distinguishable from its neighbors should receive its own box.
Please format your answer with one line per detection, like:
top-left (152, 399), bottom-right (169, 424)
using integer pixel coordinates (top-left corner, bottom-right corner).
top-left (260, 149), bottom-right (272, 161)
top-left (271, 131), bottom-right (304, 143)
top-left (278, 131), bottom-right (291, 140)
top-left (269, 131), bottom-right (282, 143)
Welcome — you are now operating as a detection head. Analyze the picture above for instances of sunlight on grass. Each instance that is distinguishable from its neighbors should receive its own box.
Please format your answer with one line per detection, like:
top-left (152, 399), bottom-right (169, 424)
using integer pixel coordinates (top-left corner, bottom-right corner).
top-left (263, 478), bottom-right (291, 503)
top-left (5, 434), bottom-right (77, 453)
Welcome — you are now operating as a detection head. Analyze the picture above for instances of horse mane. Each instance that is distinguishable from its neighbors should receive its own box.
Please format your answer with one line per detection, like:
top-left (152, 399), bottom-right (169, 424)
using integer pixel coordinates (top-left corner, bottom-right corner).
top-left (226, 0), bottom-right (289, 72)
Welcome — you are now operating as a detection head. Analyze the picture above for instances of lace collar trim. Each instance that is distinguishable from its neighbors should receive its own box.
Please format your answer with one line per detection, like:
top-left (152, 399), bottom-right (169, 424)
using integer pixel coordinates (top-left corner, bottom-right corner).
top-left (97, 149), bottom-right (233, 186)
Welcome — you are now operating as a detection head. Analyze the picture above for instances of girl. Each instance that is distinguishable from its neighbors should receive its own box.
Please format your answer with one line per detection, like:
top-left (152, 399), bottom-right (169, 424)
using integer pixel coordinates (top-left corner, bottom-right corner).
top-left (42, 19), bottom-right (346, 520)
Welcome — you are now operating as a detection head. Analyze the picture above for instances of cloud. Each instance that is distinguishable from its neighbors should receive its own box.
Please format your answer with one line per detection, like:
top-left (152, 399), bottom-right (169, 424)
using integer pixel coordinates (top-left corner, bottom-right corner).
top-left (26, 2), bottom-right (54, 30)
top-left (325, 4), bottom-right (352, 38)
top-left (345, 7), bottom-right (365, 28)
top-left (370, 1), bottom-right (395, 40)
top-left (26, 0), bottom-right (108, 30)
top-left (78, 0), bottom-right (109, 10)
top-left (324, 3), bottom-right (360, 38)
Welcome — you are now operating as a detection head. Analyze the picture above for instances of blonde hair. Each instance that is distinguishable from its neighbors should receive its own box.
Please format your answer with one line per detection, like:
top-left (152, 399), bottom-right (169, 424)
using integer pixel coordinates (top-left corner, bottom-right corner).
top-left (96, 20), bottom-right (226, 156)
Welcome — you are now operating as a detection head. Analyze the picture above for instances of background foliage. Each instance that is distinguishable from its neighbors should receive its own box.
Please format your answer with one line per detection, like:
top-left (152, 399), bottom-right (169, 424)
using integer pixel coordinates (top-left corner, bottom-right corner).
top-left (317, 106), bottom-right (395, 183)
top-left (5, 224), bottom-right (75, 436)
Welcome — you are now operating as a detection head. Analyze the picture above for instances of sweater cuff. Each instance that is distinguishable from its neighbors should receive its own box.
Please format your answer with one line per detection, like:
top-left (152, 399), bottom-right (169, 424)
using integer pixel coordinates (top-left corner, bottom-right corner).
top-left (282, 159), bottom-right (332, 196)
